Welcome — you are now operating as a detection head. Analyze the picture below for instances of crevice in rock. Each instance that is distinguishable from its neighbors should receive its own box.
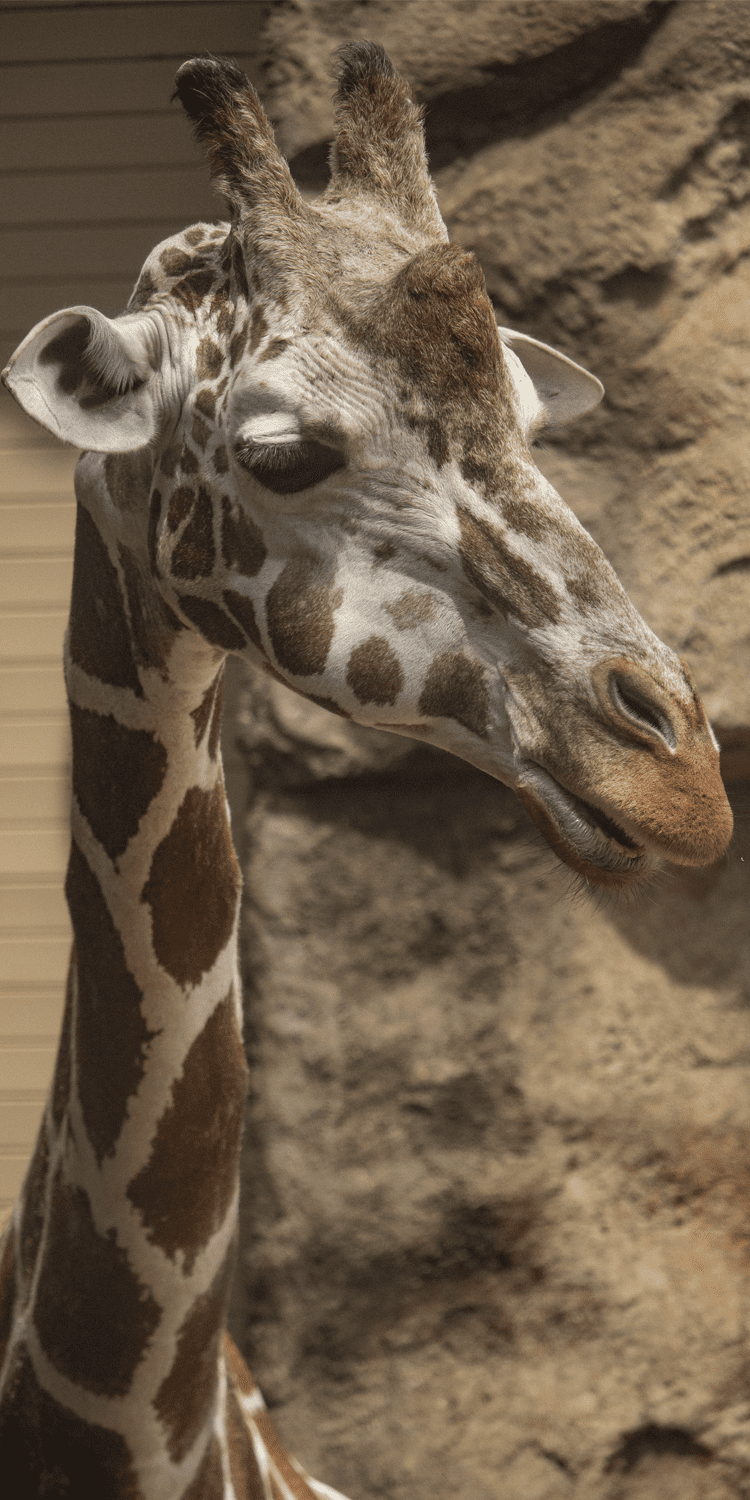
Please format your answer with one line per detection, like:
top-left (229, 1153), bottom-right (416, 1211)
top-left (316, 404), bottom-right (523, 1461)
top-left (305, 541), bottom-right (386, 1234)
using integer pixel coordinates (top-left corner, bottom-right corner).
top-left (661, 96), bottom-right (750, 199)
top-left (289, 1), bottom-right (677, 189)
top-left (295, 1194), bottom-right (542, 1372)
top-left (606, 1423), bottom-right (713, 1475)
top-left (714, 554), bottom-right (750, 577)
top-left (542, 1447), bottom-right (574, 1474)
top-left (599, 263), bottom-right (673, 307)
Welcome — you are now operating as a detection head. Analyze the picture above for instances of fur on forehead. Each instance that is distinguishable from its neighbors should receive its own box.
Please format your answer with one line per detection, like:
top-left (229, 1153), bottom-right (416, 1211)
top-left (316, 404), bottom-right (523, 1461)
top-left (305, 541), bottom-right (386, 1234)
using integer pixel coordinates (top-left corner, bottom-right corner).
top-left (311, 242), bottom-right (522, 504)
top-left (331, 244), bottom-right (513, 447)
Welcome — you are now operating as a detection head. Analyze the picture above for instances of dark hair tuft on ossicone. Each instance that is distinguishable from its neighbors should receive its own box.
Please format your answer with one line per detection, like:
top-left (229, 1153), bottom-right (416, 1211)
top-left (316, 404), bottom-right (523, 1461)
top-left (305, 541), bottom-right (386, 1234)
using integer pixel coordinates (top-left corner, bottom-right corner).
top-left (335, 41), bottom-right (395, 98)
top-left (173, 53), bottom-right (252, 134)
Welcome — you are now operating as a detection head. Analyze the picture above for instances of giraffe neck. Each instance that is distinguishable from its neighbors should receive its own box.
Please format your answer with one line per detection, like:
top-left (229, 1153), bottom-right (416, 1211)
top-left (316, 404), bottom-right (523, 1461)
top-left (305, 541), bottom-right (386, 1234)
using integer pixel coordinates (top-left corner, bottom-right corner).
top-left (0, 497), bottom-right (249, 1494)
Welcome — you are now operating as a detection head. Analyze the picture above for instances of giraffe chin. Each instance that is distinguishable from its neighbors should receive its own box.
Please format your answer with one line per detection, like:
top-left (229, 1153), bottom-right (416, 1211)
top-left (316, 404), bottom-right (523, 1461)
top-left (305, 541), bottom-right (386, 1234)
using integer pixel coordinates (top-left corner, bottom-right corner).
top-left (516, 767), bottom-right (652, 890)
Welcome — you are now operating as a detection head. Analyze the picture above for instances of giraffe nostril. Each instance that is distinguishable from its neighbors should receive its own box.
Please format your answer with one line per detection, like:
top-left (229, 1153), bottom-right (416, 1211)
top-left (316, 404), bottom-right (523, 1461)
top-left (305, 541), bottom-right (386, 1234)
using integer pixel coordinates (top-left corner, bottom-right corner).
top-left (608, 670), bottom-right (677, 751)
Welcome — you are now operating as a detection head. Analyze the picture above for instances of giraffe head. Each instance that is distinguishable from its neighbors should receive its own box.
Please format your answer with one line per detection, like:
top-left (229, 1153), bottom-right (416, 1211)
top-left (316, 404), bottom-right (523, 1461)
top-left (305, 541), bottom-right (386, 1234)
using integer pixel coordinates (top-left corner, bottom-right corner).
top-left (3, 45), bottom-right (732, 887)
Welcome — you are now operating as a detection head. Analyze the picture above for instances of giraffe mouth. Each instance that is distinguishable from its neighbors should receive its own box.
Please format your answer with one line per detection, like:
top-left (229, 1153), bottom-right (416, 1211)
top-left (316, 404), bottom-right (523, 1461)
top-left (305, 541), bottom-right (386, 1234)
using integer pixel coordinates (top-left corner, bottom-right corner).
top-left (518, 765), bottom-right (651, 886)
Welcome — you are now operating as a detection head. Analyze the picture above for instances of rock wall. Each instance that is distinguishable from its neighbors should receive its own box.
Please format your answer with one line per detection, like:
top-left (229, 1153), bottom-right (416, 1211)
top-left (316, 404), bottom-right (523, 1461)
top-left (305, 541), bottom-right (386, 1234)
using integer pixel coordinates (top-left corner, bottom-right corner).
top-left (227, 5), bottom-right (750, 1497)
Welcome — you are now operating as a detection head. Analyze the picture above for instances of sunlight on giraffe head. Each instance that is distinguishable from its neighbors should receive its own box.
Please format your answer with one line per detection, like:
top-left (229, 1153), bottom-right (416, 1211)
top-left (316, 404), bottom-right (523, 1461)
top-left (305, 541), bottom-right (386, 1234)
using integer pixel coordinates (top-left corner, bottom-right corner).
top-left (3, 43), bottom-right (732, 889)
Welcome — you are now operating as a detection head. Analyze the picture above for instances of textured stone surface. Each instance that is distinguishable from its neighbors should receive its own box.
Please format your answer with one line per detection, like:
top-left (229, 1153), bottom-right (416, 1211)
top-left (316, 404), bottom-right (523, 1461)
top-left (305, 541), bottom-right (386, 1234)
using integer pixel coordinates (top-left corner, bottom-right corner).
top-left (229, 5), bottom-right (750, 1497)
top-left (232, 695), bottom-right (749, 1498)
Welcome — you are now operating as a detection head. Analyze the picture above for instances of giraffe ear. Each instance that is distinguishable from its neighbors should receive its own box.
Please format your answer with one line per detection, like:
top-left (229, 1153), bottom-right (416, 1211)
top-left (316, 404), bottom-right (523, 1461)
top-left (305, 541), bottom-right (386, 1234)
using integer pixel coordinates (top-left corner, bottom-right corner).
top-left (2, 306), bottom-right (163, 451)
top-left (499, 328), bottom-right (604, 425)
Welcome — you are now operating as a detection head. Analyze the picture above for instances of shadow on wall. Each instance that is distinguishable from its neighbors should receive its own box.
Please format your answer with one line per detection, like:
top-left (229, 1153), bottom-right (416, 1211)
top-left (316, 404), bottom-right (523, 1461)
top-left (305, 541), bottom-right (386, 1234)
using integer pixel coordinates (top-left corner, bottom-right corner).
top-left (602, 780), bottom-right (750, 988)
top-left (286, 2), bottom-right (676, 187)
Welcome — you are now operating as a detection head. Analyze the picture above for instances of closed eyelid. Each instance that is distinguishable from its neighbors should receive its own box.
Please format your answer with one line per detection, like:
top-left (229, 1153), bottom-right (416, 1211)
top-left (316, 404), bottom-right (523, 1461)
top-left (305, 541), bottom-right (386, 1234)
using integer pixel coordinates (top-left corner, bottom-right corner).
top-left (235, 436), bottom-right (347, 494)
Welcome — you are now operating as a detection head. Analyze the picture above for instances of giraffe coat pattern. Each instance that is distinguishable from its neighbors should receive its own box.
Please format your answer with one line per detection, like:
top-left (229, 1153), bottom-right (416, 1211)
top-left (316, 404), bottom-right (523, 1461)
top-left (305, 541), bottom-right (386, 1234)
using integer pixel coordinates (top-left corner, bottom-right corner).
top-left (0, 39), bottom-right (733, 1500)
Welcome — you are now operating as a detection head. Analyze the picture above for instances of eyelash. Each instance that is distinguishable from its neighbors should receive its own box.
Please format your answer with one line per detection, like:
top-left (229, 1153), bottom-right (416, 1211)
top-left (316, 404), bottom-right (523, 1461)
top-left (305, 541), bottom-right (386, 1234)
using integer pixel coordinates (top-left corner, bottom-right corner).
top-left (235, 439), bottom-right (347, 495)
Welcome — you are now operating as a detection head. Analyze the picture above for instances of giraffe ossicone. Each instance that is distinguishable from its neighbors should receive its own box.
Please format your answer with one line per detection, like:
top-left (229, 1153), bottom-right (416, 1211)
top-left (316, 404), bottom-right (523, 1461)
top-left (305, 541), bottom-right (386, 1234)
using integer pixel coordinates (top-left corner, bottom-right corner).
top-left (0, 41), bottom-right (732, 1499)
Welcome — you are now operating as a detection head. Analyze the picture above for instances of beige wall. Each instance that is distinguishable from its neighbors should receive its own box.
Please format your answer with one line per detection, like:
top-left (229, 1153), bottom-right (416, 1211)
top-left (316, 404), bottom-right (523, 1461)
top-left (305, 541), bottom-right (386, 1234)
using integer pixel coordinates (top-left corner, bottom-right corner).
top-left (0, 0), bottom-right (264, 1214)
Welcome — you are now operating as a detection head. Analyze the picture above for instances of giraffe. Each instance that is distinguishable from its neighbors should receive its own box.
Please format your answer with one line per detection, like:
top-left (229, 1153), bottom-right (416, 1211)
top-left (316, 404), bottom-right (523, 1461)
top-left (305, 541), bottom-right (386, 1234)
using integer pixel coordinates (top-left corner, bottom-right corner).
top-left (0, 41), bottom-right (732, 1500)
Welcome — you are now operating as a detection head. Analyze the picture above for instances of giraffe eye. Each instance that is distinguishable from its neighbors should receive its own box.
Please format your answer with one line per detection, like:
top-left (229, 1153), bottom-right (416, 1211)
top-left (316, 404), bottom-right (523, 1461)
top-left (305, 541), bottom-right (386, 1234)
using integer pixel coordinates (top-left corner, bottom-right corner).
top-left (235, 439), bottom-right (346, 494)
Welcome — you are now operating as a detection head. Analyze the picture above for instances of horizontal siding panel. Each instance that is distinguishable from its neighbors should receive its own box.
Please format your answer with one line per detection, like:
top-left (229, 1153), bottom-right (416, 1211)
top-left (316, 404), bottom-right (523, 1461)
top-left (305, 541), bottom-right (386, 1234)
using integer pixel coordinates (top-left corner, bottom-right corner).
top-left (0, 719), bottom-right (70, 771)
top-left (0, 556), bottom-right (74, 608)
top-left (0, 825), bottom-right (70, 876)
top-left (0, 448), bottom-right (79, 494)
top-left (1, 503), bottom-right (76, 551)
top-left (1, 165), bottom-right (222, 228)
top-left (0, 612), bottom-right (67, 662)
top-left (1, 110), bottom-right (202, 173)
top-left (0, 1154), bottom-right (36, 1205)
top-left (0, 1046), bottom-right (56, 1093)
top-left (0, 278), bottom-right (135, 344)
top-left (0, 1102), bottom-right (50, 1149)
top-left (2, 220), bottom-right (190, 281)
top-left (1, 52), bottom-right (258, 119)
top-left (0, 668), bottom-right (67, 715)
top-left (0, 997), bottom-right (64, 1040)
top-left (0, 3), bottom-right (263, 64)
top-left (0, 884), bottom-right (69, 931)
top-left (0, 493), bottom-right (75, 513)
top-left (0, 936), bottom-right (71, 984)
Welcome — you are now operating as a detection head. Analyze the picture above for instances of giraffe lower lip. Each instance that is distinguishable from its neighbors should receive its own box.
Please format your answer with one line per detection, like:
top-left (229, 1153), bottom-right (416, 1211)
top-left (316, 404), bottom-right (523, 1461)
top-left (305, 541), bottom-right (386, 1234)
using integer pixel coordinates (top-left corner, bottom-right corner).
top-left (523, 765), bottom-right (648, 875)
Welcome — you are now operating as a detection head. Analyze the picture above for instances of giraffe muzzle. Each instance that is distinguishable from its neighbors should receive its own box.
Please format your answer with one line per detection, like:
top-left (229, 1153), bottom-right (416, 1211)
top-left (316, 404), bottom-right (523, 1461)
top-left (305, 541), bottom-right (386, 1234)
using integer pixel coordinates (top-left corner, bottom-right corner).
top-left (515, 654), bottom-right (733, 886)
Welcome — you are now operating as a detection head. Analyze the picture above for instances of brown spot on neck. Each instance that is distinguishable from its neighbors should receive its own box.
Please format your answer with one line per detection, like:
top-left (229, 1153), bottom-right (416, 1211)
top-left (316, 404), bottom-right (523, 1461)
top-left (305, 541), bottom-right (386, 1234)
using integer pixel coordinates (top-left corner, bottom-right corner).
top-left (167, 485), bottom-right (195, 534)
top-left (173, 267), bottom-right (215, 314)
top-left (223, 588), bottom-right (264, 653)
top-left (70, 705), bottom-right (168, 861)
top-left (50, 956), bottom-right (74, 1131)
top-left (258, 336), bottom-right (290, 362)
top-left (160, 247), bottom-right (204, 277)
top-left (68, 505), bottom-right (143, 697)
top-left (141, 784), bottom-right (240, 988)
top-left (127, 994), bottom-right (247, 1270)
top-left (34, 1168), bottom-right (160, 1395)
top-left (153, 1250), bottom-right (235, 1461)
top-left (180, 444), bottom-right (199, 476)
top-left (66, 841), bottom-right (157, 1162)
top-left (230, 319), bottom-right (249, 367)
top-left (0, 1350), bottom-right (143, 1494)
top-left (19, 1127), bottom-right (49, 1293)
